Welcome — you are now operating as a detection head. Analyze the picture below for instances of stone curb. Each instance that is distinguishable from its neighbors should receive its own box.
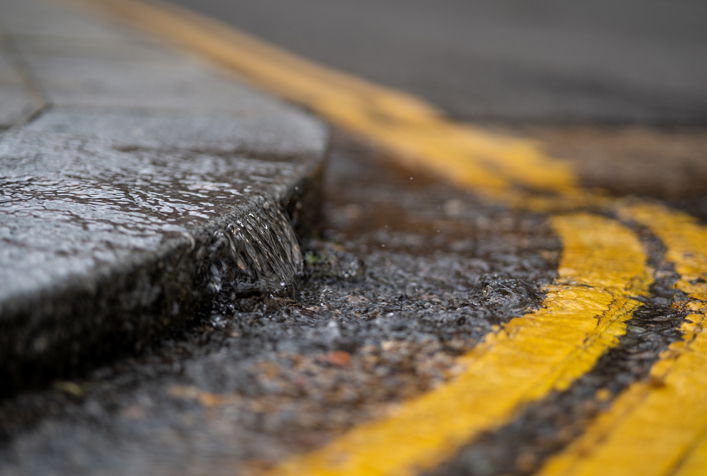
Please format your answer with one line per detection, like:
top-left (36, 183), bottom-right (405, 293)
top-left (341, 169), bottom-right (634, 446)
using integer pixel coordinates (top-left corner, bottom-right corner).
top-left (0, 0), bottom-right (329, 394)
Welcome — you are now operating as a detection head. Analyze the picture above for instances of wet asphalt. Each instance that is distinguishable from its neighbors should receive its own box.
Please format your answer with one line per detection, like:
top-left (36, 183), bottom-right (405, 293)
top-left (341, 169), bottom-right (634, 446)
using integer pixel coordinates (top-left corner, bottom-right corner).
top-left (0, 131), bottom-right (693, 475)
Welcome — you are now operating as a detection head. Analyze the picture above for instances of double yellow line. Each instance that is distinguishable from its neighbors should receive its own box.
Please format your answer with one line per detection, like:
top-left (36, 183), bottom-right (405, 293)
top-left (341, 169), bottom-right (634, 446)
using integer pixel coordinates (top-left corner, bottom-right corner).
top-left (265, 214), bottom-right (651, 476)
top-left (538, 205), bottom-right (707, 476)
top-left (63, 0), bottom-right (707, 474)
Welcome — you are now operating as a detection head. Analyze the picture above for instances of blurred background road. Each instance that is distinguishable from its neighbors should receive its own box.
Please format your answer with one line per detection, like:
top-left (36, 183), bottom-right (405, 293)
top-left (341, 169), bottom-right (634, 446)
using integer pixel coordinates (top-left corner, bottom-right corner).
top-left (168, 0), bottom-right (707, 124)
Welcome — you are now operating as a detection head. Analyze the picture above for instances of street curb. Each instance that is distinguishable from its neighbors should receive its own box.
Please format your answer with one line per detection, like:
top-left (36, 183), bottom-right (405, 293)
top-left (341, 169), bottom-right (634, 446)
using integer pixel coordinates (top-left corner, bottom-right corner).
top-left (0, 0), bottom-right (329, 394)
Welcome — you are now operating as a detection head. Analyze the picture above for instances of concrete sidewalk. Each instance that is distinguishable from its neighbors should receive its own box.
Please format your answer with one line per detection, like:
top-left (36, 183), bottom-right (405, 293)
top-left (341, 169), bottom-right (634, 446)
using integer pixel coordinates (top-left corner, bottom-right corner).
top-left (0, 0), bottom-right (329, 394)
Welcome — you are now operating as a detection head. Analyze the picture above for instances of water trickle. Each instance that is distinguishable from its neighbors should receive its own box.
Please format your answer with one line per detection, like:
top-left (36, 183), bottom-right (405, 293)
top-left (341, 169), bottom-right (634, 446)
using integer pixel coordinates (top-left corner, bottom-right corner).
top-left (211, 195), bottom-right (303, 295)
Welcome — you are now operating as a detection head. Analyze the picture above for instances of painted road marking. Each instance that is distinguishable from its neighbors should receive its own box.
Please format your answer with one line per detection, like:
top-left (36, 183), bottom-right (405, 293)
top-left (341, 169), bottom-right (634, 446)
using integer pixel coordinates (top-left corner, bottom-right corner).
top-left (623, 204), bottom-right (707, 303)
top-left (536, 204), bottom-right (707, 476)
top-left (252, 214), bottom-right (650, 476)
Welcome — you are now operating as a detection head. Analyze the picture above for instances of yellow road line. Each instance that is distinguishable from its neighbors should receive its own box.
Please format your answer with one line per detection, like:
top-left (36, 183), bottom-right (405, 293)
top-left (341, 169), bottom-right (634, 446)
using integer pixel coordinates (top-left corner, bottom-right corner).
top-left (536, 204), bottom-right (707, 476)
top-left (623, 204), bottom-right (707, 302)
top-left (66, 0), bottom-right (591, 207)
top-left (254, 214), bottom-right (650, 476)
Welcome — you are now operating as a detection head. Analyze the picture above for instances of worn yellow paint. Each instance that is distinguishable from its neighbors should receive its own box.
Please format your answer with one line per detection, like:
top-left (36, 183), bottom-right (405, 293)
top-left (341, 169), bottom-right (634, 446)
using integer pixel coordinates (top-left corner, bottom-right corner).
top-left (250, 214), bottom-right (649, 476)
top-left (620, 203), bottom-right (707, 302)
top-left (66, 0), bottom-right (589, 205)
top-left (537, 306), bottom-right (707, 476)
top-left (536, 204), bottom-right (707, 476)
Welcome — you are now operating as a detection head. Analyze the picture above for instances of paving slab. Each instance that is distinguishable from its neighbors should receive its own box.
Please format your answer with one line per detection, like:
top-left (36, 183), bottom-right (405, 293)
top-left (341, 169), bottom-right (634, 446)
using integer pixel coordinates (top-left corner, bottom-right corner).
top-left (26, 109), bottom-right (327, 159)
top-left (23, 55), bottom-right (289, 111)
top-left (0, 83), bottom-right (37, 129)
top-left (0, 2), bottom-right (137, 41)
top-left (0, 53), bottom-right (41, 129)
top-left (0, 0), bottom-right (329, 394)
top-left (13, 35), bottom-right (181, 63)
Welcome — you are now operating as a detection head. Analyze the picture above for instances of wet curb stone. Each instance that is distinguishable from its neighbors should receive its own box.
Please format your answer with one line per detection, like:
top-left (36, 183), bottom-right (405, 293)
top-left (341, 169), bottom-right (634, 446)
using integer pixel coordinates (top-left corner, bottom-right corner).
top-left (0, 0), bottom-right (329, 394)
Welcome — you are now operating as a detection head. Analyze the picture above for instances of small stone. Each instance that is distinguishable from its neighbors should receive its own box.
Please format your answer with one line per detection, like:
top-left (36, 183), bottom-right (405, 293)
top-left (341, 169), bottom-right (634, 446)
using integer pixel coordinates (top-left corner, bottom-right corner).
top-left (318, 351), bottom-right (352, 367)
